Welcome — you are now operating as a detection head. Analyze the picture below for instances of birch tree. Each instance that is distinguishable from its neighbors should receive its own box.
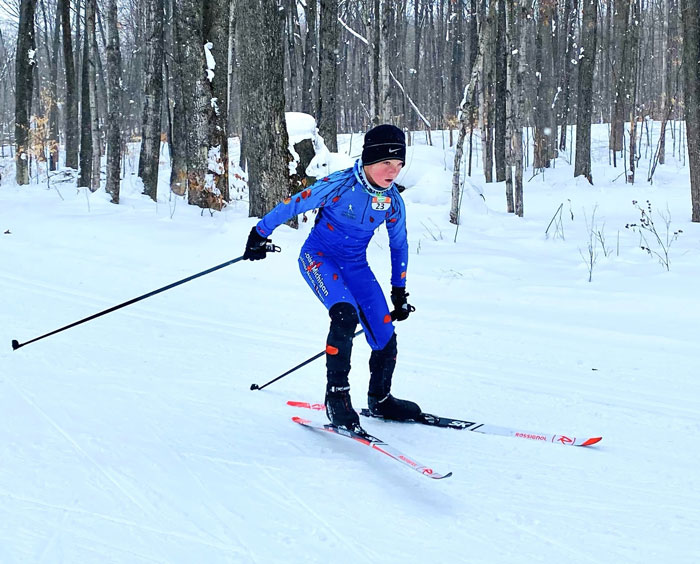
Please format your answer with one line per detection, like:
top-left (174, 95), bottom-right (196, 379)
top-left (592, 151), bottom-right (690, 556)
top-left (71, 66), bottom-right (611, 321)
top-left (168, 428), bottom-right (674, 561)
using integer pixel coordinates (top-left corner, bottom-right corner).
top-left (86, 0), bottom-right (100, 192)
top-left (450, 0), bottom-right (495, 225)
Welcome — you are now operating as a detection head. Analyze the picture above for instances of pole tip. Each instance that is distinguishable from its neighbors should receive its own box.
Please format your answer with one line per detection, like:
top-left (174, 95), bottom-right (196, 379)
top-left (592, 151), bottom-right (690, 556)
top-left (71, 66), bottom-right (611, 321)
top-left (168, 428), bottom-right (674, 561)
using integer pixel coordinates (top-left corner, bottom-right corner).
top-left (11, 339), bottom-right (20, 350)
top-left (250, 383), bottom-right (259, 391)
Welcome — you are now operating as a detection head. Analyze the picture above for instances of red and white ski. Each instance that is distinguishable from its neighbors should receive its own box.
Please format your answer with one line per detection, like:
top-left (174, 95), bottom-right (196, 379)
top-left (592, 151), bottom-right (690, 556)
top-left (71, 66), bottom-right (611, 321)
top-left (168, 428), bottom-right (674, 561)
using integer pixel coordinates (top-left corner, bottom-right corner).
top-left (292, 416), bottom-right (452, 480)
top-left (288, 401), bottom-right (602, 447)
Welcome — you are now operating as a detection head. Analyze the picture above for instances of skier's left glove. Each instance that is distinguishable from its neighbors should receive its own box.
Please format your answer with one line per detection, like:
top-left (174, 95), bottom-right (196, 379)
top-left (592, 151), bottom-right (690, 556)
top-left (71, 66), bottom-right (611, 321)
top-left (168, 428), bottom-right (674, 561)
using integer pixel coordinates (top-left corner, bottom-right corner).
top-left (243, 227), bottom-right (271, 260)
top-left (391, 286), bottom-right (415, 321)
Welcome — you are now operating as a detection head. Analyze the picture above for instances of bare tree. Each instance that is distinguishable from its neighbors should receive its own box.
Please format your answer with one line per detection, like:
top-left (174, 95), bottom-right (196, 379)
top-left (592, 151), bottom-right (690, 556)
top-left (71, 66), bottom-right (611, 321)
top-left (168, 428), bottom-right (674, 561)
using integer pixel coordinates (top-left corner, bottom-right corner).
top-left (301, 0), bottom-right (318, 116)
top-left (318, 0), bottom-right (339, 150)
top-left (41, 0), bottom-right (61, 171)
top-left (87, 0), bottom-right (100, 192)
top-left (105, 0), bottom-right (122, 204)
top-left (558, 0), bottom-right (578, 152)
top-left (176, 0), bottom-right (216, 208)
top-left (657, 0), bottom-right (670, 165)
top-left (494, 0), bottom-right (507, 182)
top-left (203, 0), bottom-right (230, 201)
top-left (59, 0), bottom-right (79, 170)
top-left (78, 1), bottom-right (93, 189)
top-left (505, 0), bottom-right (525, 217)
top-left (480, 1), bottom-right (495, 183)
top-left (533, 0), bottom-right (557, 169)
top-left (15, 0), bottom-right (37, 185)
top-left (450, 0), bottom-right (495, 224)
top-left (138, 0), bottom-right (165, 201)
top-left (610, 0), bottom-right (631, 159)
top-left (574, 0), bottom-right (598, 183)
top-left (626, 0), bottom-right (640, 183)
top-left (682, 0), bottom-right (700, 221)
top-left (168, 0), bottom-right (187, 196)
top-left (239, 0), bottom-right (291, 218)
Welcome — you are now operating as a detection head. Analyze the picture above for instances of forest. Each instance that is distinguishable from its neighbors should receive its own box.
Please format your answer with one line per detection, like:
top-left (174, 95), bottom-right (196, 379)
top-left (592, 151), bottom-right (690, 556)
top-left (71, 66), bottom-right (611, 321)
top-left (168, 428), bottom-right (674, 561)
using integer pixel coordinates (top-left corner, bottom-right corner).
top-left (1, 0), bottom-right (699, 222)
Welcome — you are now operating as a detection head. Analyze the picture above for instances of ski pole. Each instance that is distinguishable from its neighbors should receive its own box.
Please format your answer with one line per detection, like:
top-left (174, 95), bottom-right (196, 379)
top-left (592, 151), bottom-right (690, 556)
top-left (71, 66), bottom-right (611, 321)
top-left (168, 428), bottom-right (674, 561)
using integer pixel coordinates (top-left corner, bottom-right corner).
top-left (249, 308), bottom-right (411, 391)
top-left (250, 329), bottom-right (365, 391)
top-left (12, 247), bottom-right (279, 351)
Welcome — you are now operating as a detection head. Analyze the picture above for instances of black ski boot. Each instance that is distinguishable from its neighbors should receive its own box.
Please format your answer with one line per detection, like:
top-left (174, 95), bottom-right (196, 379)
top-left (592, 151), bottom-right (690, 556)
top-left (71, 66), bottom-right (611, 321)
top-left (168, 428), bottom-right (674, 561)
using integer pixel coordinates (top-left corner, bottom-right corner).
top-left (326, 374), bottom-right (362, 433)
top-left (368, 393), bottom-right (421, 421)
top-left (325, 382), bottom-right (361, 431)
top-left (368, 333), bottom-right (422, 421)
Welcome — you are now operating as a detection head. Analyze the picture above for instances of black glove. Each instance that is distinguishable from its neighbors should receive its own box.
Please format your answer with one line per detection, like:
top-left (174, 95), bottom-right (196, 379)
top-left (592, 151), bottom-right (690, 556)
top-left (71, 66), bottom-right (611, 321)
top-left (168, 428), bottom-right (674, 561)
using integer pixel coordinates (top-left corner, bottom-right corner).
top-left (243, 227), bottom-right (270, 260)
top-left (391, 286), bottom-right (415, 321)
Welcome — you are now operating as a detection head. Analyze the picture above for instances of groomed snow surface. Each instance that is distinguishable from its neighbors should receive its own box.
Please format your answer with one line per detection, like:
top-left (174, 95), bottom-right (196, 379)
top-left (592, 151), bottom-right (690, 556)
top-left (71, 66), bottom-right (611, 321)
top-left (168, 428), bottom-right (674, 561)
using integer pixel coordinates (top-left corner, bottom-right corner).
top-left (1, 125), bottom-right (699, 563)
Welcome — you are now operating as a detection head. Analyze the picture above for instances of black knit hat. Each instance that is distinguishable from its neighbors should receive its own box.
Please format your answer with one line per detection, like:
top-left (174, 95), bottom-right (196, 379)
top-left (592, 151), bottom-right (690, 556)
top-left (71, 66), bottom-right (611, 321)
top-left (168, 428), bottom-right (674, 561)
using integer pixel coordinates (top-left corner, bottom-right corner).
top-left (361, 124), bottom-right (406, 166)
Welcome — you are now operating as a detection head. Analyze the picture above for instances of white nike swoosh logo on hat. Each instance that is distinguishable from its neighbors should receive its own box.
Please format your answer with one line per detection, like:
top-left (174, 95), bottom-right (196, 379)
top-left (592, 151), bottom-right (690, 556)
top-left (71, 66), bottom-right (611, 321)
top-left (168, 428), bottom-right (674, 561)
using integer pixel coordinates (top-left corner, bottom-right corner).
top-left (388, 148), bottom-right (401, 153)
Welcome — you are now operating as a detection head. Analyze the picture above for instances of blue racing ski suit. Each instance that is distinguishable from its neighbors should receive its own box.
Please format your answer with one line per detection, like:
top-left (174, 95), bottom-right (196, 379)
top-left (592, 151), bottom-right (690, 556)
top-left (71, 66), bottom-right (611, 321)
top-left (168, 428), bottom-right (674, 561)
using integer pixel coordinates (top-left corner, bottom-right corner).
top-left (254, 160), bottom-right (408, 351)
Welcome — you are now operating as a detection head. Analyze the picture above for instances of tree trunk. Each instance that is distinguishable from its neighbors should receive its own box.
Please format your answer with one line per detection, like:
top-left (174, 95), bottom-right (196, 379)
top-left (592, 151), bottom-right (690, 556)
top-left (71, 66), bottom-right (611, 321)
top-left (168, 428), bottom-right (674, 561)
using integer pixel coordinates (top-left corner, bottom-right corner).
top-left (168, 0), bottom-right (188, 196)
top-left (239, 0), bottom-right (291, 218)
top-left (506, 0), bottom-right (524, 216)
top-left (177, 0), bottom-right (215, 208)
top-left (574, 0), bottom-right (598, 183)
top-left (105, 0), bottom-right (122, 204)
top-left (285, 0), bottom-right (299, 108)
top-left (610, 0), bottom-right (631, 156)
top-left (682, 0), bottom-right (700, 221)
top-left (558, 0), bottom-right (578, 152)
top-left (533, 0), bottom-right (557, 169)
top-left (203, 0), bottom-right (230, 202)
top-left (15, 0), bottom-right (37, 186)
top-left (301, 0), bottom-right (318, 116)
top-left (378, 0), bottom-right (392, 121)
top-left (626, 0), bottom-right (640, 183)
top-left (59, 0), bottom-right (79, 169)
top-left (658, 0), bottom-right (670, 165)
top-left (450, 0), bottom-right (495, 224)
top-left (318, 0), bottom-right (339, 150)
top-left (448, 0), bottom-right (465, 121)
top-left (78, 5), bottom-right (93, 189)
top-left (47, 0), bottom-right (61, 171)
top-left (494, 0), bottom-right (507, 182)
top-left (139, 0), bottom-right (165, 201)
top-left (412, 0), bottom-right (422, 131)
top-left (87, 0), bottom-right (100, 192)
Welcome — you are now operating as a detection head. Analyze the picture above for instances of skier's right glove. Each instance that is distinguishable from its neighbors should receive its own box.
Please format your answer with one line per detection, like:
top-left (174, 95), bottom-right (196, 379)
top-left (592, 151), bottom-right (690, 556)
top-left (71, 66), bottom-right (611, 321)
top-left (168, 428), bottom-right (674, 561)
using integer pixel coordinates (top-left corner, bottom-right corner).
top-left (243, 226), bottom-right (270, 261)
top-left (391, 286), bottom-right (415, 321)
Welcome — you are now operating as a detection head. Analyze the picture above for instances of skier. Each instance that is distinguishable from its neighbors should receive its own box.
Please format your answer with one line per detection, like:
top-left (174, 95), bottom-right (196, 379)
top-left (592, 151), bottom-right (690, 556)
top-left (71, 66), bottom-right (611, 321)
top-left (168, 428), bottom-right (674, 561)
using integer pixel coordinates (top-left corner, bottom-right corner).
top-left (243, 124), bottom-right (420, 432)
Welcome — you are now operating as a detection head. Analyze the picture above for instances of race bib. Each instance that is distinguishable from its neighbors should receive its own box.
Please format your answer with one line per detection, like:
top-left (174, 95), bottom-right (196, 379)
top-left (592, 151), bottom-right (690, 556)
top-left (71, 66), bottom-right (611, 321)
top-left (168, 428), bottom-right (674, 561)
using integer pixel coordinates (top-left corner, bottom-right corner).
top-left (371, 196), bottom-right (391, 211)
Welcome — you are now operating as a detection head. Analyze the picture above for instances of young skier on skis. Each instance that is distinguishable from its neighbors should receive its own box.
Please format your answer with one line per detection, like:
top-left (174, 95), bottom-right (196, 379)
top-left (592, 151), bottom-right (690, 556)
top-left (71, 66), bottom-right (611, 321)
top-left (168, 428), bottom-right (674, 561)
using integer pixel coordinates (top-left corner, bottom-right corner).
top-left (243, 124), bottom-right (420, 432)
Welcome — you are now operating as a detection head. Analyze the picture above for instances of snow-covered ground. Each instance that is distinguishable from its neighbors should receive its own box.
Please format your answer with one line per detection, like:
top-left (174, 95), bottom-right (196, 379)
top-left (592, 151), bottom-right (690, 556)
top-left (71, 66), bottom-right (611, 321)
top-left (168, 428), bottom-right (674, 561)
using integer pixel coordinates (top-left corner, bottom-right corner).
top-left (1, 124), bottom-right (699, 563)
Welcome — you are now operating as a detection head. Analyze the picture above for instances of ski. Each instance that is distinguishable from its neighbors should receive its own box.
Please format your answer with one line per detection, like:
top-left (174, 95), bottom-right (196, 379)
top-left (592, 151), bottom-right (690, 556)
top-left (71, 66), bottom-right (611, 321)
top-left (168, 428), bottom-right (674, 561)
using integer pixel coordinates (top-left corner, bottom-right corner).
top-left (291, 416), bottom-right (452, 480)
top-left (287, 401), bottom-right (602, 447)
